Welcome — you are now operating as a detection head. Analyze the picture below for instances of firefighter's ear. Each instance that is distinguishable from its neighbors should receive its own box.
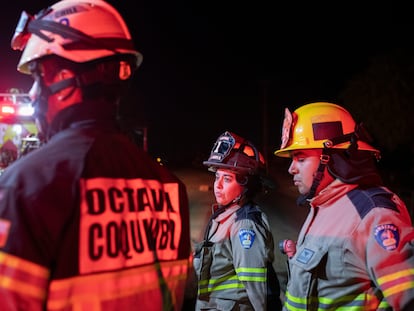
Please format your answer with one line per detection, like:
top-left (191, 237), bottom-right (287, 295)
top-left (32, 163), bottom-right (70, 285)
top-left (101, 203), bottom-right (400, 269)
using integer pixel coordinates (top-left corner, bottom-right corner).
top-left (55, 69), bottom-right (77, 101)
top-left (56, 69), bottom-right (76, 84)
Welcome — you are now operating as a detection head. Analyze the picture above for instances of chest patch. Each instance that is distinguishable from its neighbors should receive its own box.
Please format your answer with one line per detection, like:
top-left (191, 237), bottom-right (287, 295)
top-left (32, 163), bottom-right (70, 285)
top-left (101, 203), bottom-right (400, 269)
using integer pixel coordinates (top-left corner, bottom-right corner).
top-left (374, 223), bottom-right (400, 251)
top-left (296, 248), bottom-right (315, 264)
top-left (239, 229), bottom-right (256, 249)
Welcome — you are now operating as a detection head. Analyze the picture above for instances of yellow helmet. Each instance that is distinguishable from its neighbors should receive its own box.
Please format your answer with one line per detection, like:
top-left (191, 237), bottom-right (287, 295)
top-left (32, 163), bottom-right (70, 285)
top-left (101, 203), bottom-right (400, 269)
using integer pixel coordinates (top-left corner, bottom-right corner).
top-left (274, 102), bottom-right (380, 158)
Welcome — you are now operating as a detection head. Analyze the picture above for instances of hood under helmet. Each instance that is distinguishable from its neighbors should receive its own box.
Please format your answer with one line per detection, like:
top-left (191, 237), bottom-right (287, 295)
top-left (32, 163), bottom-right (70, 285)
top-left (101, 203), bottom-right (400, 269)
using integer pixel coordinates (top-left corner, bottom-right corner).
top-left (204, 131), bottom-right (274, 204)
top-left (11, 0), bottom-right (142, 138)
top-left (274, 102), bottom-right (382, 205)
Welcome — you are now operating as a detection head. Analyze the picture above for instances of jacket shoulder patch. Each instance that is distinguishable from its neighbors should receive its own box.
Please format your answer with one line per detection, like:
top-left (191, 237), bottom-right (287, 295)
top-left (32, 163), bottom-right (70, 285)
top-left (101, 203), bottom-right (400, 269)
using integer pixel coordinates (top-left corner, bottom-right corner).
top-left (374, 223), bottom-right (399, 251)
top-left (238, 229), bottom-right (255, 249)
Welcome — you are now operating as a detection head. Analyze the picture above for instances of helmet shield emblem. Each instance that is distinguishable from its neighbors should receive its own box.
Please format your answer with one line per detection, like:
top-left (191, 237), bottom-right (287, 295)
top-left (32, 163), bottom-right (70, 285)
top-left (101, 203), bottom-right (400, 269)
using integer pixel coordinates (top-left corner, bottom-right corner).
top-left (209, 131), bottom-right (235, 163)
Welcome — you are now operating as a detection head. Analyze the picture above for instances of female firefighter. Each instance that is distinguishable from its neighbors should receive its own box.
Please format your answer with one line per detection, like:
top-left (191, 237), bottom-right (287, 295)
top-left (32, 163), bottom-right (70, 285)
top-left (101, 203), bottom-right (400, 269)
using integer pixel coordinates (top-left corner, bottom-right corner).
top-left (194, 131), bottom-right (282, 310)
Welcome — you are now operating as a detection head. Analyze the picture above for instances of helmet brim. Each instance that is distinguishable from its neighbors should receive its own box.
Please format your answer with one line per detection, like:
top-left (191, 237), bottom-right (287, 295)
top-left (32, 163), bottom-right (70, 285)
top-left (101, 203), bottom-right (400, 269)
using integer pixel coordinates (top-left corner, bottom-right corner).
top-left (274, 140), bottom-right (380, 158)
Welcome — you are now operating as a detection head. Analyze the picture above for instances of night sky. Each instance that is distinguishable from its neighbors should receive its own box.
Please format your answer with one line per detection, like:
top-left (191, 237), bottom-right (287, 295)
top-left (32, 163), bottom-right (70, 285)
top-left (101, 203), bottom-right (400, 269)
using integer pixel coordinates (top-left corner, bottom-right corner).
top-left (1, 1), bottom-right (412, 167)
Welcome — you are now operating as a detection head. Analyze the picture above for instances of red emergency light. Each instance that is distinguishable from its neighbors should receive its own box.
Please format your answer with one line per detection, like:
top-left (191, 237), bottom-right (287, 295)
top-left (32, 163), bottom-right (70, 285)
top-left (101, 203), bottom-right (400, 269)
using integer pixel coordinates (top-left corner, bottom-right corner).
top-left (0, 103), bottom-right (34, 118)
top-left (0, 93), bottom-right (34, 119)
top-left (0, 104), bottom-right (17, 116)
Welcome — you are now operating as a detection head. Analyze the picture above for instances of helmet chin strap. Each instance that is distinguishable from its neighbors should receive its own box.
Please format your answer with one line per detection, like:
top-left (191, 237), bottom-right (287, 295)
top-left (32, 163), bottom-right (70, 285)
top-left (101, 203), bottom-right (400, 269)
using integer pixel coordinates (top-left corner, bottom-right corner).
top-left (48, 76), bottom-right (78, 95)
top-left (32, 76), bottom-right (78, 140)
top-left (220, 188), bottom-right (248, 209)
top-left (297, 126), bottom-right (365, 206)
top-left (297, 153), bottom-right (330, 206)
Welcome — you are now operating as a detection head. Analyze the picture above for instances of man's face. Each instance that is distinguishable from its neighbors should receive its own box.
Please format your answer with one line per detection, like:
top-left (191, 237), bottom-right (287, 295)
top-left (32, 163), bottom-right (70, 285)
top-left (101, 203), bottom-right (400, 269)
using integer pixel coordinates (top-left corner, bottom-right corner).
top-left (288, 149), bottom-right (322, 195)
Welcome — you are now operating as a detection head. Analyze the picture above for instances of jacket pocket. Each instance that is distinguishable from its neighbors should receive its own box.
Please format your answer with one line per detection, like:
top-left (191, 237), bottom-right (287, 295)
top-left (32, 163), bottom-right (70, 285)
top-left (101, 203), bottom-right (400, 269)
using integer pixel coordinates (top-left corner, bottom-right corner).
top-left (194, 241), bottom-right (214, 300)
top-left (288, 244), bottom-right (328, 300)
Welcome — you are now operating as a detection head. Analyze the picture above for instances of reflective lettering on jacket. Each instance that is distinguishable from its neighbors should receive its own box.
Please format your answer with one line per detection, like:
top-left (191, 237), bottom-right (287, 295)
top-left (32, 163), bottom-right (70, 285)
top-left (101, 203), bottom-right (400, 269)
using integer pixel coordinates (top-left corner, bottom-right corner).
top-left (79, 178), bottom-right (181, 272)
top-left (0, 125), bottom-right (192, 310)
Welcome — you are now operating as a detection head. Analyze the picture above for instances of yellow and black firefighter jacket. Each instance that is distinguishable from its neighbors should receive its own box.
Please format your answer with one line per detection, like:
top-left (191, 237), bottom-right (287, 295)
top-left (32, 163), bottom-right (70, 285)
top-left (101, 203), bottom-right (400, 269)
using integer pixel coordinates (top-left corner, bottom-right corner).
top-left (194, 202), bottom-right (281, 310)
top-left (0, 121), bottom-right (192, 310)
top-left (283, 179), bottom-right (414, 311)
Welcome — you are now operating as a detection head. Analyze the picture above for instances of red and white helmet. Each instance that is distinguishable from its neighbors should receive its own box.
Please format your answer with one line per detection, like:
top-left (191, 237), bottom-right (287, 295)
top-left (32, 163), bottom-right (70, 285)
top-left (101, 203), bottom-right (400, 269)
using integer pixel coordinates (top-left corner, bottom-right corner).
top-left (11, 0), bottom-right (142, 74)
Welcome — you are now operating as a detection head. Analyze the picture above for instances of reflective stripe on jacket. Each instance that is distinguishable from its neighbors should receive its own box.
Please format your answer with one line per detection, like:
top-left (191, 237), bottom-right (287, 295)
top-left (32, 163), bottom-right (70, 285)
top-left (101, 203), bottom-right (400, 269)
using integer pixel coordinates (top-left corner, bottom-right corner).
top-left (194, 203), bottom-right (281, 310)
top-left (0, 123), bottom-right (192, 310)
top-left (283, 180), bottom-right (414, 311)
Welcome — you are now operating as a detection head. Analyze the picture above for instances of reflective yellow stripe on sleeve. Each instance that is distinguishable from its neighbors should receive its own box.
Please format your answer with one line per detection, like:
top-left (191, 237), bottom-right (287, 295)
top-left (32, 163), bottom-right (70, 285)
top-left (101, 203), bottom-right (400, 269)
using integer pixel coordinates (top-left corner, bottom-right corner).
top-left (284, 291), bottom-right (391, 310)
top-left (198, 275), bottom-right (244, 295)
top-left (47, 258), bottom-right (189, 310)
top-left (235, 266), bottom-right (267, 282)
top-left (0, 251), bottom-right (50, 300)
top-left (377, 268), bottom-right (414, 296)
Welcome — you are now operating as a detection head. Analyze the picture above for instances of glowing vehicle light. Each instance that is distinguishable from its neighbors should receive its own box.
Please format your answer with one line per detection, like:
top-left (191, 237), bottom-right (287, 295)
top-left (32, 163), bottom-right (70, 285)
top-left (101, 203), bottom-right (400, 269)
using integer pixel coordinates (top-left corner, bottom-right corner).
top-left (1, 105), bottom-right (16, 115)
top-left (17, 105), bottom-right (34, 117)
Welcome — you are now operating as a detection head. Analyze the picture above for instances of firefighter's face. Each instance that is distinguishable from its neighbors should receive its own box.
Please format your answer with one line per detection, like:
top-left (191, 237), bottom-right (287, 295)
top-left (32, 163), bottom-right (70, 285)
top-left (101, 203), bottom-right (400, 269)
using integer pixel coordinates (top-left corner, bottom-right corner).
top-left (28, 61), bottom-right (50, 125)
top-left (28, 58), bottom-right (81, 127)
top-left (288, 149), bottom-right (331, 195)
top-left (214, 169), bottom-right (245, 206)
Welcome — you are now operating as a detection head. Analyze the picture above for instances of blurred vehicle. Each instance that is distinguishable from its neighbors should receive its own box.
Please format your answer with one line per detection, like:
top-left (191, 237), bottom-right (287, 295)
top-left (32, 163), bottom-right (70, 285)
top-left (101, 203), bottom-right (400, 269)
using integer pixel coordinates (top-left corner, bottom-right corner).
top-left (0, 92), bottom-right (39, 174)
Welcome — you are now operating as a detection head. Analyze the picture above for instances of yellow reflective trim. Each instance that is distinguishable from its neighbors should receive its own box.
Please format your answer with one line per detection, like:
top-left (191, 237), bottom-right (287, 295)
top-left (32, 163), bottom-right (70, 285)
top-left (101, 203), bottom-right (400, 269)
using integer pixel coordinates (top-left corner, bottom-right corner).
top-left (199, 274), bottom-right (238, 286)
top-left (382, 280), bottom-right (414, 296)
top-left (236, 266), bottom-right (266, 282)
top-left (47, 258), bottom-right (190, 310)
top-left (198, 275), bottom-right (244, 294)
top-left (377, 268), bottom-right (414, 285)
top-left (285, 291), bottom-right (387, 311)
top-left (0, 251), bottom-right (49, 300)
top-left (0, 276), bottom-right (47, 300)
top-left (235, 267), bottom-right (266, 273)
top-left (208, 282), bottom-right (244, 291)
top-left (238, 275), bottom-right (266, 282)
top-left (379, 299), bottom-right (391, 309)
top-left (198, 282), bottom-right (244, 294)
top-left (285, 291), bottom-right (306, 310)
top-left (0, 251), bottom-right (49, 278)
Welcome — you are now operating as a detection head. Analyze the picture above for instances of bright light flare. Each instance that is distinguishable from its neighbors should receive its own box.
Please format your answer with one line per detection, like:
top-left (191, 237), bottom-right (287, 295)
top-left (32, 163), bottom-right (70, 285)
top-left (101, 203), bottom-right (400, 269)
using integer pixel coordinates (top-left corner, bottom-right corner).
top-left (17, 104), bottom-right (34, 117)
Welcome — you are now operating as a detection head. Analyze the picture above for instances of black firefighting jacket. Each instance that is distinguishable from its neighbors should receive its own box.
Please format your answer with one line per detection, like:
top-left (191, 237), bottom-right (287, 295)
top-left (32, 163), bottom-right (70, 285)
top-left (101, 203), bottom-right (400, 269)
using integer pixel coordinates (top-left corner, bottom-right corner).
top-left (0, 121), bottom-right (192, 310)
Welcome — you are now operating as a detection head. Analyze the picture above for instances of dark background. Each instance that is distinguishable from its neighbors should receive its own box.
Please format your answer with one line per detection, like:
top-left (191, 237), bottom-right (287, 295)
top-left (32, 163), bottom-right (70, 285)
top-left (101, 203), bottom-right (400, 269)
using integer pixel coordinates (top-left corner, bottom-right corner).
top-left (1, 2), bottom-right (413, 178)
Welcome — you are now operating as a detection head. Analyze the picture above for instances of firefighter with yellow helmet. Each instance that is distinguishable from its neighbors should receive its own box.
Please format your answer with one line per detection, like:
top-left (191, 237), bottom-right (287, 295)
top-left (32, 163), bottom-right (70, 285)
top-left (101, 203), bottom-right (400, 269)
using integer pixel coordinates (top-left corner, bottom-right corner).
top-left (0, 0), bottom-right (192, 310)
top-left (194, 131), bottom-right (282, 310)
top-left (274, 102), bottom-right (414, 310)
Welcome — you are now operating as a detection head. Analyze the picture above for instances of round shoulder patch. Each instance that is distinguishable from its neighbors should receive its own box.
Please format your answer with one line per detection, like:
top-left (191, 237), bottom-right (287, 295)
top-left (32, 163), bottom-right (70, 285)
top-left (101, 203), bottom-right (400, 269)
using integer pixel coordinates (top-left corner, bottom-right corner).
top-left (239, 229), bottom-right (256, 249)
top-left (374, 223), bottom-right (399, 251)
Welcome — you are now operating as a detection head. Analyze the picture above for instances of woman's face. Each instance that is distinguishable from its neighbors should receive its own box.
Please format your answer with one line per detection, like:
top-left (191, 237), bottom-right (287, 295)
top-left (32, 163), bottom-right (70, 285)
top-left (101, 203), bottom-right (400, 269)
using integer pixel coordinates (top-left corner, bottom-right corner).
top-left (214, 168), bottom-right (245, 206)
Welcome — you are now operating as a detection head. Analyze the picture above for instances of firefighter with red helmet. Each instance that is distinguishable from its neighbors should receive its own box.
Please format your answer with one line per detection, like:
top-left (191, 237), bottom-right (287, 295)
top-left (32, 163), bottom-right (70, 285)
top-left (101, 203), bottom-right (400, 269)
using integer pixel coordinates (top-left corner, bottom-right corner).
top-left (274, 102), bottom-right (414, 310)
top-left (0, 0), bottom-right (192, 310)
top-left (194, 131), bottom-right (282, 310)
